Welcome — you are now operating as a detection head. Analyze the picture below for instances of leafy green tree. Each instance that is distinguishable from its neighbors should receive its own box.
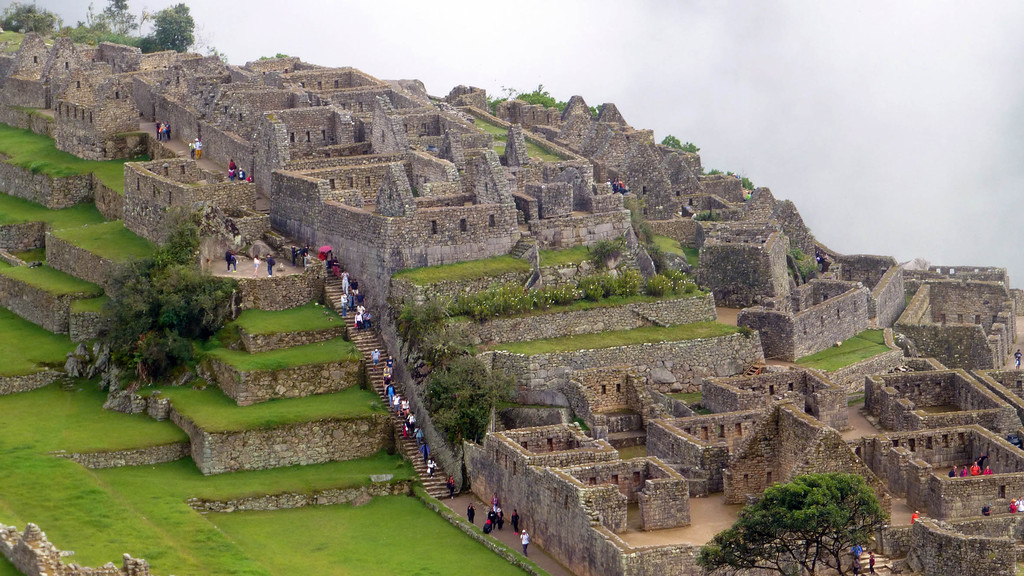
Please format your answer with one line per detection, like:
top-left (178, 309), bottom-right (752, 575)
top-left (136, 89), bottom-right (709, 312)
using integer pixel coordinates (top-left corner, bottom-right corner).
top-left (2, 2), bottom-right (60, 34)
top-left (698, 473), bottom-right (887, 575)
top-left (661, 135), bottom-right (700, 153)
top-left (141, 3), bottom-right (193, 52)
top-left (258, 53), bottom-right (290, 60)
top-left (101, 0), bottom-right (138, 36)
top-left (425, 356), bottom-right (516, 444)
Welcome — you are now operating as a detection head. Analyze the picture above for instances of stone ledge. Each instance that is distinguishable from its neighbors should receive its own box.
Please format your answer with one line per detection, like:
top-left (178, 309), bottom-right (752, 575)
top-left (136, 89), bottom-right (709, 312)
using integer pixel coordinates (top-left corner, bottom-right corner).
top-left (205, 356), bottom-right (364, 406)
top-left (45, 231), bottom-right (122, 291)
top-left (0, 370), bottom-right (63, 396)
top-left (187, 480), bottom-right (412, 513)
top-left (238, 324), bottom-right (347, 354)
top-left (51, 441), bottom-right (190, 468)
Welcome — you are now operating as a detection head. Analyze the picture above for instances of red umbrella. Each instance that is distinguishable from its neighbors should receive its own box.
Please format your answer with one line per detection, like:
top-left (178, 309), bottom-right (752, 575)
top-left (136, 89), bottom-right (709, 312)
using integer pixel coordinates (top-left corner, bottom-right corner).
top-left (319, 245), bottom-right (332, 253)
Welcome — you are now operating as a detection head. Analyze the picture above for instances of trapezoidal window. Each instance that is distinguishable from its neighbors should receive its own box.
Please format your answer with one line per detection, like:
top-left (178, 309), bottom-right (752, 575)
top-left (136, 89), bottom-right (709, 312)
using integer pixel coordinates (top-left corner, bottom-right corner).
top-left (488, 214), bottom-right (495, 227)
top-left (459, 218), bottom-right (467, 232)
top-left (430, 221), bottom-right (438, 234)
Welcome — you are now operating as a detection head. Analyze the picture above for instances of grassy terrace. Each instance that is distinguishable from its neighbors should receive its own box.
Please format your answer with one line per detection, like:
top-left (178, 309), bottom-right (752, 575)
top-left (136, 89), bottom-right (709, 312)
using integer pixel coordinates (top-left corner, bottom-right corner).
top-left (492, 321), bottom-right (742, 355)
top-left (70, 295), bottom-right (108, 314)
top-left (12, 247), bottom-right (45, 262)
top-left (0, 123), bottom-right (139, 193)
top-left (452, 290), bottom-right (705, 323)
top-left (151, 385), bottom-right (383, 432)
top-left (795, 329), bottom-right (889, 371)
top-left (538, 244), bottom-right (591, 267)
top-left (0, 192), bottom-right (105, 228)
top-left (0, 383), bottom-right (504, 576)
top-left (233, 302), bottom-right (342, 335)
top-left (473, 115), bottom-right (564, 162)
top-left (205, 336), bottom-right (361, 371)
top-left (0, 260), bottom-right (103, 296)
top-left (0, 307), bottom-right (74, 376)
top-left (392, 254), bottom-right (531, 285)
top-left (50, 220), bottom-right (154, 262)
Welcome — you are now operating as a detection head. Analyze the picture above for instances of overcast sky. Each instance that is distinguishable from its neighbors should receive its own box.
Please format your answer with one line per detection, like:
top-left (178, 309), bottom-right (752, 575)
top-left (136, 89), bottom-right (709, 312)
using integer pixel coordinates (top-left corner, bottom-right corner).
top-left (29, 0), bottom-right (1024, 283)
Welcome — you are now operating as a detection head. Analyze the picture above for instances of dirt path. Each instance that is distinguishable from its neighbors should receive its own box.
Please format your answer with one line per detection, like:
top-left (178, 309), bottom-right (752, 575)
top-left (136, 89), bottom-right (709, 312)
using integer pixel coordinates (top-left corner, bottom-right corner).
top-left (1003, 316), bottom-right (1024, 369)
top-left (443, 493), bottom-right (573, 576)
top-left (617, 493), bottom-right (743, 547)
top-left (842, 404), bottom-right (881, 441)
top-left (716, 307), bottom-right (741, 326)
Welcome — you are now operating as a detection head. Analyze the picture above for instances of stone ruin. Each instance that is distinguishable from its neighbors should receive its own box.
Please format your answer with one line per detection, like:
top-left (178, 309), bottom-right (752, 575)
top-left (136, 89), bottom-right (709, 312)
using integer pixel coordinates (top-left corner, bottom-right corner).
top-left (0, 522), bottom-right (151, 576)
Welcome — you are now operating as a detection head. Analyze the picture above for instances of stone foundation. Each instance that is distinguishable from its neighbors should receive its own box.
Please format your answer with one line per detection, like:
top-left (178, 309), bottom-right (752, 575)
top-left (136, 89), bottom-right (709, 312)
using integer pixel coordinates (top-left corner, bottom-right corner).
top-left (46, 231), bottom-right (122, 291)
top-left (238, 324), bottom-right (347, 353)
top-left (0, 220), bottom-right (45, 251)
top-left (0, 159), bottom-right (94, 209)
top-left (51, 441), bottom-right (190, 468)
top-left (187, 480), bottom-right (411, 513)
top-left (204, 356), bottom-right (363, 406)
top-left (235, 265), bottom-right (325, 311)
top-left (0, 370), bottom-right (63, 396)
top-left (0, 273), bottom-right (74, 333)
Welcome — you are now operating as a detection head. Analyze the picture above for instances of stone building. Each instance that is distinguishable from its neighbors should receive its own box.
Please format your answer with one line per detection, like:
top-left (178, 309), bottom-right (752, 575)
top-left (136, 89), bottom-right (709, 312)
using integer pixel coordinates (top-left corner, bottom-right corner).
top-left (701, 368), bottom-right (849, 431)
top-left (696, 221), bottom-right (791, 307)
top-left (837, 254), bottom-right (907, 328)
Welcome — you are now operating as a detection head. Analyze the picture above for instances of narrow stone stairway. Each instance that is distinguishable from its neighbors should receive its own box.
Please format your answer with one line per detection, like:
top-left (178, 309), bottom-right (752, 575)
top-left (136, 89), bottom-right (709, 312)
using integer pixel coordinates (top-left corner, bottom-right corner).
top-left (324, 275), bottom-right (450, 498)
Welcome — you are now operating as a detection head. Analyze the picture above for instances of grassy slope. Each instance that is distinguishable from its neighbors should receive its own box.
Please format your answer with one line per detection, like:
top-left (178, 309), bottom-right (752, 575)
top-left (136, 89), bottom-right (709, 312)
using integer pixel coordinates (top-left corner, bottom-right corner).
top-left (210, 498), bottom-right (527, 576)
top-left (493, 321), bottom-right (742, 355)
top-left (472, 115), bottom-right (563, 162)
top-left (795, 329), bottom-right (889, 371)
top-left (233, 303), bottom-right (342, 335)
top-left (538, 245), bottom-right (591, 267)
top-left (682, 246), bottom-right (699, 267)
top-left (393, 254), bottom-right (531, 286)
top-left (0, 260), bottom-right (104, 296)
top-left (0, 383), bottom-right (452, 576)
top-left (652, 235), bottom-right (685, 257)
top-left (156, 385), bottom-right (383, 432)
top-left (12, 247), bottom-right (45, 262)
top-left (50, 220), bottom-right (154, 262)
top-left (0, 307), bottom-right (75, 376)
top-left (206, 336), bottom-right (361, 371)
top-left (0, 123), bottom-right (136, 193)
top-left (0, 192), bottom-right (105, 228)
top-left (70, 295), bottom-right (108, 313)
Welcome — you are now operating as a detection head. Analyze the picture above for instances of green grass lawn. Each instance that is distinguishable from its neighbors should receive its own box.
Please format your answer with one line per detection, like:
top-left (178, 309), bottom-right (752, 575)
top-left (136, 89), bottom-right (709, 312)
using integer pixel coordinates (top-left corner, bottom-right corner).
top-left (0, 382), bottom-right (421, 576)
top-left (50, 220), bottom-right (154, 262)
top-left (12, 246), bottom-right (45, 262)
top-left (682, 246), bottom-right (699, 268)
top-left (70, 295), bottom-right (108, 313)
top-left (0, 307), bottom-right (75, 376)
top-left (0, 260), bottom-right (104, 296)
top-left (393, 254), bottom-right (531, 286)
top-left (0, 123), bottom-right (140, 193)
top-left (669, 392), bottom-right (702, 404)
top-left (652, 235), bottom-right (685, 258)
top-left (472, 116), bottom-right (564, 162)
top-left (492, 321), bottom-right (742, 355)
top-left (539, 244), bottom-right (592, 267)
top-left (206, 336), bottom-right (361, 371)
top-left (233, 303), bottom-right (341, 335)
top-left (0, 192), bottom-right (105, 228)
top-left (209, 497), bottom-right (528, 576)
top-left (795, 329), bottom-right (889, 371)
top-left (451, 291), bottom-right (704, 324)
top-left (154, 385), bottom-right (383, 432)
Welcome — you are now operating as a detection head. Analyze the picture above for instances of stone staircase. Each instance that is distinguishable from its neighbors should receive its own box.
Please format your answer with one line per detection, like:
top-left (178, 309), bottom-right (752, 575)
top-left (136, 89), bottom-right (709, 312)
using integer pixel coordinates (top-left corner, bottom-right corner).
top-left (856, 551), bottom-right (894, 574)
top-left (323, 275), bottom-right (449, 499)
top-left (510, 236), bottom-right (536, 259)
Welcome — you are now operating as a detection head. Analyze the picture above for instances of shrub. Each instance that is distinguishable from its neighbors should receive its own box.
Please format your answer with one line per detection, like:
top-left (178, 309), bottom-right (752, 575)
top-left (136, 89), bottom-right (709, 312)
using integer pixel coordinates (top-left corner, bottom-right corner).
top-left (615, 269), bottom-right (642, 297)
top-left (426, 356), bottom-right (516, 444)
top-left (590, 238), bottom-right (625, 269)
top-left (645, 274), bottom-right (671, 297)
top-left (578, 275), bottom-right (605, 302)
top-left (694, 211), bottom-right (721, 222)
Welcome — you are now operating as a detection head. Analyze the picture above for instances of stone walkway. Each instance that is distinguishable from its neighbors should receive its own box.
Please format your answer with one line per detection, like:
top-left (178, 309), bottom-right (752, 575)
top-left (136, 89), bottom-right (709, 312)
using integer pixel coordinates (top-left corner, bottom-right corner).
top-left (1003, 315), bottom-right (1024, 369)
top-left (444, 493), bottom-right (572, 576)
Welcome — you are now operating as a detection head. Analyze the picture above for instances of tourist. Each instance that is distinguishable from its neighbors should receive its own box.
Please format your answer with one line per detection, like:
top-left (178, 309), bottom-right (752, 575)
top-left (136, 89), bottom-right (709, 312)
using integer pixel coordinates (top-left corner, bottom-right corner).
top-left (978, 453), bottom-right (989, 469)
top-left (386, 382), bottom-right (395, 406)
top-left (228, 159), bottom-right (237, 173)
top-left (188, 139), bottom-right (195, 159)
top-left (363, 311), bottom-right (372, 329)
top-left (340, 292), bottom-right (349, 316)
top-left (487, 507), bottom-right (497, 526)
top-left (291, 246), bottom-right (298, 266)
top-left (341, 271), bottom-right (349, 295)
top-left (164, 123), bottom-right (171, 141)
top-left (194, 138), bottom-right (203, 160)
top-left (415, 426), bottom-right (424, 447)
top-left (982, 503), bottom-right (991, 516)
top-left (238, 168), bottom-right (246, 181)
top-left (1010, 499), bottom-right (1017, 513)
top-left (491, 493), bottom-right (499, 510)
top-left (970, 462), bottom-right (981, 476)
top-left (911, 510), bottom-right (919, 524)
top-left (372, 348), bottom-right (380, 367)
top-left (253, 255), bottom-right (260, 277)
top-left (392, 393), bottom-right (401, 413)
top-left (520, 530), bottom-right (529, 556)
top-left (869, 552), bottom-right (876, 574)
top-left (467, 502), bottom-right (475, 524)
top-left (1016, 349), bottom-right (1022, 368)
top-left (511, 509), bottom-right (520, 534)
top-left (228, 167), bottom-right (236, 181)
top-left (496, 506), bottom-right (504, 530)
top-left (386, 355), bottom-right (394, 369)
top-left (446, 475), bottom-right (456, 499)
top-left (407, 412), bottom-right (416, 432)
top-left (984, 466), bottom-right (994, 475)
top-left (267, 256), bottom-right (275, 276)
top-left (851, 543), bottom-right (863, 565)
top-left (155, 122), bottom-right (163, 141)
top-left (948, 466), bottom-right (956, 478)
top-left (225, 249), bottom-right (235, 272)
top-left (959, 466), bottom-right (968, 477)
top-left (1016, 498), bottom-right (1023, 513)
top-left (420, 442), bottom-right (429, 463)
top-left (354, 311), bottom-right (363, 330)
top-left (483, 518), bottom-right (492, 534)
top-left (426, 457), bottom-right (436, 477)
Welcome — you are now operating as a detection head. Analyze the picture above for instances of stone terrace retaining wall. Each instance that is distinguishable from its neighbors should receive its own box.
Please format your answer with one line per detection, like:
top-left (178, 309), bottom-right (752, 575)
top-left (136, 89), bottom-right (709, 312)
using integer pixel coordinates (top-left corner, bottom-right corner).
top-left (235, 265), bottom-right (325, 311)
top-left (0, 159), bottom-right (94, 209)
top-left (0, 370), bottom-right (63, 395)
top-left (482, 332), bottom-right (763, 401)
top-left (0, 106), bottom-right (54, 136)
top-left (457, 293), bottom-right (716, 345)
top-left (171, 407), bottom-right (393, 475)
top-left (238, 324), bottom-right (347, 354)
top-left (187, 481), bottom-right (411, 513)
top-left (69, 307), bottom-right (110, 342)
top-left (52, 441), bottom-right (190, 468)
top-left (205, 356), bottom-right (363, 406)
top-left (388, 269), bottom-right (532, 307)
top-left (527, 210), bottom-right (632, 249)
top-left (0, 522), bottom-right (153, 576)
top-left (45, 231), bottom-right (121, 290)
top-left (649, 218), bottom-right (700, 247)
top-left (907, 518), bottom-right (1015, 576)
top-left (93, 176), bottom-right (124, 221)
top-left (0, 273), bottom-right (73, 333)
top-left (0, 221), bottom-right (45, 251)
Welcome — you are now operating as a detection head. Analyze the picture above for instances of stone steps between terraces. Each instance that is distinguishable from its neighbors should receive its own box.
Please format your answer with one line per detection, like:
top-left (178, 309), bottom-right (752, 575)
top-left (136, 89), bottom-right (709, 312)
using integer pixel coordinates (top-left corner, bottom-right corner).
top-left (324, 275), bottom-right (449, 498)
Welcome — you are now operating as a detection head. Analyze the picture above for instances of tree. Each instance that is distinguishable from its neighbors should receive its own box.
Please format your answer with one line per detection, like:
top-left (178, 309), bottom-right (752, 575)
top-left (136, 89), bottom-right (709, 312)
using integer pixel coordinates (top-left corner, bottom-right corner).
top-left (143, 3), bottom-right (193, 52)
top-left (2, 2), bottom-right (60, 34)
top-left (697, 473), bottom-right (887, 575)
top-left (425, 356), bottom-right (516, 444)
top-left (660, 135), bottom-right (700, 153)
top-left (101, 0), bottom-right (138, 36)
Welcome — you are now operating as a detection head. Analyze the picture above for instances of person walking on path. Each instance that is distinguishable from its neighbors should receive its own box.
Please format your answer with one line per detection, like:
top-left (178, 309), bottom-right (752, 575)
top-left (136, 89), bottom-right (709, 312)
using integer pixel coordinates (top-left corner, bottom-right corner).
top-left (520, 530), bottom-right (529, 556)
top-left (420, 442), bottom-right (429, 463)
top-left (1016, 349), bottom-right (1021, 369)
top-left (253, 256), bottom-right (260, 278)
top-left (869, 552), bottom-right (876, 574)
top-left (188, 139), bottom-right (195, 159)
top-left (267, 256), bottom-right (275, 276)
top-left (467, 502), bottom-right (475, 524)
top-left (511, 509), bottom-right (520, 534)
top-left (225, 250), bottom-right (235, 272)
top-left (446, 476), bottom-right (456, 499)
top-left (372, 348), bottom-right (381, 367)
top-left (195, 138), bottom-right (203, 160)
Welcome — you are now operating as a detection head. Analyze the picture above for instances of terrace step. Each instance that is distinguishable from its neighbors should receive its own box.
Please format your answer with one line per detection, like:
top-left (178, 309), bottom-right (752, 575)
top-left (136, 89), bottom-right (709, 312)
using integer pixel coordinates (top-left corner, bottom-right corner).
top-left (510, 237), bottom-right (537, 259)
top-left (323, 274), bottom-right (451, 499)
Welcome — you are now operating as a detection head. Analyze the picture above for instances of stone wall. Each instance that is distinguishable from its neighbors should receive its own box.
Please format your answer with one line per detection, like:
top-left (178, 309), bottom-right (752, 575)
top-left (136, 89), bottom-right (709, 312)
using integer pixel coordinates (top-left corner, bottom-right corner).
top-left (457, 293), bottom-right (716, 345)
top-left (0, 522), bottom-right (153, 576)
top-left (69, 307), bottom-right (110, 342)
top-left (46, 231), bottom-right (122, 290)
top-left (701, 369), bottom-right (849, 430)
top-left (93, 176), bottom-right (124, 220)
top-left (187, 480), bottom-right (411, 513)
top-left (235, 264), bottom-right (325, 311)
top-left (0, 158), bottom-right (94, 209)
top-left (171, 407), bottom-right (393, 475)
top-left (238, 324), bottom-right (347, 353)
top-left (204, 355), bottom-right (362, 406)
top-left (738, 280), bottom-right (872, 361)
top-left (0, 273), bottom-right (74, 333)
top-left (52, 441), bottom-right (189, 468)
top-left (696, 224), bottom-right (790, 307)
top-left (827, 335), bottom-right (904, 394)
top-left (907, 518), bottom-right (1015, 575)
top-left (482, 332), bottom-right (764, 403)
top-left (648, 217), bottom-right (700, 247)
top-left (0, 220), bottom-right (45, 251)
top-left (647, 410), bottom-right (763, 492)
top-left (975, 369), bottom-right (1024, 425)
top-left (526, 210), bottom-right (632, 249)
top-left (388, 268), bottom-right (532, 307)
top-left (872, 265), bottom-right (907, 328)
top-left (0, 370), bottom-right (63, 396)
top-left (0, 106), bottom-right (54, 136)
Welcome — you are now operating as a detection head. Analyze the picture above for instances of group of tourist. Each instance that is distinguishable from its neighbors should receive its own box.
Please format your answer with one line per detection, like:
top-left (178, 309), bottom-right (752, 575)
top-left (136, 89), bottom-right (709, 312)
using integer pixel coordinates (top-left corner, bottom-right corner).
top-left (609, 179), bottom-right (630, 194)
top-left (154, 121), bottom-right (171, 141)
top-left (222, 249), bottom-right (277, 277)
top-left (849, 543), bottom-right (876, 574)
top-left (467, 494), bottom-right (528, 555)
top-left (188, 137), bottom-right (203, 160)
top-left (948, 454), bottom-right (992, 477)
top-left (227, 159), bottom-right (248, 182)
